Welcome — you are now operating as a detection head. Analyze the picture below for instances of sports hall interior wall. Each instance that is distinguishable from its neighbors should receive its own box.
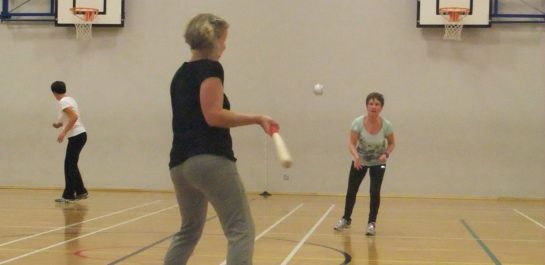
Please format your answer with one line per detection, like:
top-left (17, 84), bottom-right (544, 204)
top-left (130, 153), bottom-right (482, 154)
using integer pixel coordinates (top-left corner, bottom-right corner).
top-left (1, 1), bottom-right (544, 199)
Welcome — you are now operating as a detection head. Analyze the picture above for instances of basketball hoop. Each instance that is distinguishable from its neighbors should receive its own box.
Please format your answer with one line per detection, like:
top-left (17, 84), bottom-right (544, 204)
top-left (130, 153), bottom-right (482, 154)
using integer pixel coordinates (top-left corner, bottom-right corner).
top-left (70, 7), bottom-right (99, 40)
top-left (439, 7), bottom-right (470, 41)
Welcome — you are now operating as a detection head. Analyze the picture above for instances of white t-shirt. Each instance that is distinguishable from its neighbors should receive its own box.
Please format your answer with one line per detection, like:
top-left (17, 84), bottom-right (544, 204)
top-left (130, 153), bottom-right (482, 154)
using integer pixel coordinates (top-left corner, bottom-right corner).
top-left (58, 96), bottom-right (86, 138)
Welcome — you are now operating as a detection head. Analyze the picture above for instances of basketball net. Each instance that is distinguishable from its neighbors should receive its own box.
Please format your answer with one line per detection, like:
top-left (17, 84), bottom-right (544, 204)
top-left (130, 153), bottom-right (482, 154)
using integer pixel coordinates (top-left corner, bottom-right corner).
top-left (439, 8), bottom-right (469, 41)
top-left (74, 22), bottom-right (93, 40)
top-left (71, 7), bottom-right (99, 40)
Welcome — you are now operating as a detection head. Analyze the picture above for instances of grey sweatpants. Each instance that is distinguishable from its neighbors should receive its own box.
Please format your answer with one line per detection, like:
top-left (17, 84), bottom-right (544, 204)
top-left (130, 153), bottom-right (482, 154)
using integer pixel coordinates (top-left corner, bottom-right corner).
top-left (164, 154), bottom-right (255, 265)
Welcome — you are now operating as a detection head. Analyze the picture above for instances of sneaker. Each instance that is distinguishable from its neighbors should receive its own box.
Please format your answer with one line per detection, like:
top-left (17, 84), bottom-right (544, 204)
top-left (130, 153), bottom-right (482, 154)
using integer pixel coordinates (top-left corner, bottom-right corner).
top-left (334, 218), bottom-right (351, 231)
top-left (366, 222), bottom-right (376, 236)
top-left (54, 197), bottom-right (75, 203)
top-left (75, 192), bottom-right (88, 200)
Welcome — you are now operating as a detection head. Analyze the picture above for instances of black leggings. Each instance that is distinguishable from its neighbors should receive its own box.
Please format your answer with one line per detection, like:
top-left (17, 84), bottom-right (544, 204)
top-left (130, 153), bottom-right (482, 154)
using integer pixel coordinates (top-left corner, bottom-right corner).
top-left (342, 162), bottom-right (386, 224)
top-left (63, 132), bottom-right (87, 199)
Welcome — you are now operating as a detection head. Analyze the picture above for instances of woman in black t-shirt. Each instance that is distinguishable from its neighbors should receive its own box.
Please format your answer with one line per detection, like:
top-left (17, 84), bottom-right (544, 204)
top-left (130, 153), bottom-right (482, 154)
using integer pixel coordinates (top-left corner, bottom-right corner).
top-left (164, 14), bottom-right (278, 265)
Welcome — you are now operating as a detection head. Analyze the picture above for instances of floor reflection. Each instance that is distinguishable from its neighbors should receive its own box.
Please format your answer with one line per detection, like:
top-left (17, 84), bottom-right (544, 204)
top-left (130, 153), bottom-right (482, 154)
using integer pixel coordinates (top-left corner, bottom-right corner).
top-left (367, 236), bottom-right (378, 265)
top-left (61, 203), bottom-right (88, 240)
top-left (59, 203), bottom-right (88, 264)
top-left (341, 233), bottom-right (379, 265)
top-left (341, 233), bottom-right (353, 265)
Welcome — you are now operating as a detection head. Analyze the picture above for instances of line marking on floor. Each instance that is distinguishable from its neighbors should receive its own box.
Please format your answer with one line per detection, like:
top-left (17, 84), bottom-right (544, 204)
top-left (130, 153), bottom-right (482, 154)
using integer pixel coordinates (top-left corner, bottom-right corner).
top-left (460, 219), bottom-right (502, 265)
top-left (0, 200), bottom-right (162, 248)
top-left (219, 203), bottom-right (304, 265)
top-left (107, 213), bottom-right (220, 265)
top-left (108, 198), bottom-right (268, 264)
top-left (513, 208), bottom-right (545, 229)
top-left (0, 204), bottom-right (177, 265)
top-left (280, 204), bottom-right (335, 265)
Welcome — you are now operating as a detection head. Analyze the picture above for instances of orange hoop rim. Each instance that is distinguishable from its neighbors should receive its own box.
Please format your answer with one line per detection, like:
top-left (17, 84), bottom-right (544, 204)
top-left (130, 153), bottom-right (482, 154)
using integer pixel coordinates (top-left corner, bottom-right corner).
top-left (70, 7), bottom-right (99, 22)
top-left (439, 7), bottom-right (470, 22)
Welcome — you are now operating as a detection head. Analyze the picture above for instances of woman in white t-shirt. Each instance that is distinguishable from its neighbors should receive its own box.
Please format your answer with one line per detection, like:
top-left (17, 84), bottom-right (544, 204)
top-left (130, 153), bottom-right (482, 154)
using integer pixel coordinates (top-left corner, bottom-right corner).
top-left (334, 92), bottom-right (396, 236)
top-left (51, 81), bottom-right (88, 203)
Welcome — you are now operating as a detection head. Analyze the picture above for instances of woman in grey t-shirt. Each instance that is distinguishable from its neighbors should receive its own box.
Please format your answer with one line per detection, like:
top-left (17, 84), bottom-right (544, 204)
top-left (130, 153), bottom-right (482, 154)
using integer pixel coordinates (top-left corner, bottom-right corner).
top-left (334, 92), bottom-right (396, 236)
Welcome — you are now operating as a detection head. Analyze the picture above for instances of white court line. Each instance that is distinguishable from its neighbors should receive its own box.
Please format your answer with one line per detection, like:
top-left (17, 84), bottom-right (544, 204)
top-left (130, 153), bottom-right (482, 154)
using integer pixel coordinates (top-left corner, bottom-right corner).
top-left (280, 204), bottom-right (335, 265)
top-left (371, 235), bottom-right (544, 242)
top-left (254, 204), bottom-right (304, 241)
top-left (219, 203), bottom-right (304, 265)
top-left (514, 208), bottom-right (545, 229)
top-left (0, 200), bottom-right (162, 248)
top-left (0, 204), bottom-right (178, 265)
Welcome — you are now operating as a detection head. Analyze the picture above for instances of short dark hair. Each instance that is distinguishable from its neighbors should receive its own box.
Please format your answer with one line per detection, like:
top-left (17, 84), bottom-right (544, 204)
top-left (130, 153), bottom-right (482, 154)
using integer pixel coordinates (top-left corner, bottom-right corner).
top-left (51, 81), bottom-right (66, 94)
top-left (366, 92), bottom-right (384, 106)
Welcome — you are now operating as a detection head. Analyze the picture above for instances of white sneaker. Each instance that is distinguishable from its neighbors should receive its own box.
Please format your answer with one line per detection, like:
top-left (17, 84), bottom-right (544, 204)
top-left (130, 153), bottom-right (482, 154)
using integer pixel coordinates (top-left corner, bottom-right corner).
top-left (54, 197), bottom-right (75, 203)
top-left (366, 222), bottom-right (376, 236)
top-left (75, 192), bottom-right (88, 200)
top-left (334, 218), bottom-right (351, 231)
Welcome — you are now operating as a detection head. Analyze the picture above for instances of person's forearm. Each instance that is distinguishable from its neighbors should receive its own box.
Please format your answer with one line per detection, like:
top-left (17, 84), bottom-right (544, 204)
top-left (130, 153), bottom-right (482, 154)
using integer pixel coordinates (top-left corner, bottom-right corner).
top-left (62, 117), bottom-right (77, 134)
top-left (348, 144), bottom-right (359, 160)
top-left (205, 109), bottom-right (261, 128)
top-left (385, 143), bottom-right (394, 155)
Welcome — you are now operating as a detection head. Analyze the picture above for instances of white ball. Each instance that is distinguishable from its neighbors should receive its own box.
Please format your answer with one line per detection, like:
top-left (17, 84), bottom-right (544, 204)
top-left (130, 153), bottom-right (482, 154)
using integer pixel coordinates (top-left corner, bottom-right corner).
top-left (313, 83), bottom-right (324, 95)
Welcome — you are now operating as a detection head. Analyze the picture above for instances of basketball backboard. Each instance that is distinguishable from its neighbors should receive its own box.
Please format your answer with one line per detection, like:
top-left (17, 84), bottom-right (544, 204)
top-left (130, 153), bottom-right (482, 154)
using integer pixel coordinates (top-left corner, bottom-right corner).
top-left (491, 0), bottom-right (545, 23)
top-left (0, 0), bottom-right (55, 22)
top-left (417, 0), bottom-right (545, 26)
top-left (417, 0), bottom-right (492, 27)
top-left (56, 0), bottom-right (124, 27)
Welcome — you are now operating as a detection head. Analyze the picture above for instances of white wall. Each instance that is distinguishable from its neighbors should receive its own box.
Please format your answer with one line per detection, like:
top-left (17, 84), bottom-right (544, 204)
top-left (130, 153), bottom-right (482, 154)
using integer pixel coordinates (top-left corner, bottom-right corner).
top-left (1, 0), bottom-right (544, 199)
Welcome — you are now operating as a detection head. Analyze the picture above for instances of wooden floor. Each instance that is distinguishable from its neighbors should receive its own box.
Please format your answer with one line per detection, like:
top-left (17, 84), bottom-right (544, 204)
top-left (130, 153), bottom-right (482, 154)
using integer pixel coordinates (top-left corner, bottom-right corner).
top-left (0, 189), bottom-right (544, 265)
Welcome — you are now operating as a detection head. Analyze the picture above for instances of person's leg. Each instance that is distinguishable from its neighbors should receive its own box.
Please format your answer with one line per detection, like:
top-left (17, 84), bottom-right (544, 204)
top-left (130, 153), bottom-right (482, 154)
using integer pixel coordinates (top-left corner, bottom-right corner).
top-left (183, 155), bottom-right (254, 265)
top-left (70, 133), bottom-right (87, 196)
top-left (62, 134), bottom-right (86, 200)
top-left (342, 162), bottom-right (367, 222)
top-left (164, 160), bottom-right (208, 265)
top-left (367, 165), bottom-right (386, 224)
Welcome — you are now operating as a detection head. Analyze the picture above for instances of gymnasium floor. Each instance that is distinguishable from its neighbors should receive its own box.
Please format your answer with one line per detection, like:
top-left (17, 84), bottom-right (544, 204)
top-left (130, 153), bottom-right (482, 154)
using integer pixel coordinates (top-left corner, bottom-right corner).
top-left (0, 189), bottom-right (544, 264)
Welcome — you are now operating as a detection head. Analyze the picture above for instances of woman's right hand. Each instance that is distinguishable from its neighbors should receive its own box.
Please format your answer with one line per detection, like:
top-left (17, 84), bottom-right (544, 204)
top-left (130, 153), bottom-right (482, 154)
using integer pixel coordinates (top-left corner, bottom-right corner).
top-left (353, 157), bottom-right (363, 170)
top-left (52, 122), bottom-right (63, 129)
top-left (259, 115), bottom-right (278, 137)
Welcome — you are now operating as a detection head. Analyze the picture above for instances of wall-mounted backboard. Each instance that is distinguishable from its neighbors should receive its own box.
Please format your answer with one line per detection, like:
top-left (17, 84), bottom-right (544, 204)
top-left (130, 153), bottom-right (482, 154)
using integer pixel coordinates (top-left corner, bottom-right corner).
top-left (417, 0), bottom-right (491, 27)
top-left (0, 0), bottom-right (55, 22)
top-left (491, 0), bottom-right (545, 23)
top-left (56, 0), bottom-right (124, 27)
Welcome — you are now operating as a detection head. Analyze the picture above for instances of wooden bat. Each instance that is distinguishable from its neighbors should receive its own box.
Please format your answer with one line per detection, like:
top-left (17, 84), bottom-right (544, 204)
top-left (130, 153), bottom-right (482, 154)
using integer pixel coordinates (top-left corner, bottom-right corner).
top-left (270, 125), bottom-right (293, 168)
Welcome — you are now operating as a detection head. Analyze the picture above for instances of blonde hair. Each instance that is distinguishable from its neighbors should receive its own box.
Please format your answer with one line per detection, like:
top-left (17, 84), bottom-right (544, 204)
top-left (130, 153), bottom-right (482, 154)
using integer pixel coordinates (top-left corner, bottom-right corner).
top-left (184, 14), bottom-right (229, 56)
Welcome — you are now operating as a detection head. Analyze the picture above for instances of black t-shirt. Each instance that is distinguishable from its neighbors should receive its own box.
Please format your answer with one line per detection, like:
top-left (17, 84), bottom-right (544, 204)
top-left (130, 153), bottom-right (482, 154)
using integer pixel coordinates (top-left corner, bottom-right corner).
top-left (169, 59), bottom-right (235, 169)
